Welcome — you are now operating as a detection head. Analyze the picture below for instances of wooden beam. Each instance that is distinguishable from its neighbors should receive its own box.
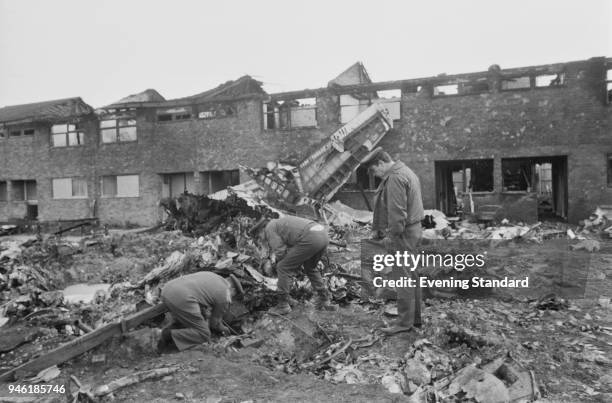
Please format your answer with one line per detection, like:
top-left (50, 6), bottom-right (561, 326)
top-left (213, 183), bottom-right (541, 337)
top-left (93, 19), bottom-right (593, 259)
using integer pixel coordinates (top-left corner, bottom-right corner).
top-left (0, 303), bottom-right (168, 382)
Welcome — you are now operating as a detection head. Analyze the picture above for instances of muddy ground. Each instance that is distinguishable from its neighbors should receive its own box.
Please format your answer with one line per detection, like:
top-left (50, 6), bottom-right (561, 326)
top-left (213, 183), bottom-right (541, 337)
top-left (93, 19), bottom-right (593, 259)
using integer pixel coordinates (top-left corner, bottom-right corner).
top-left (1, 230), bottom-right (611, 402)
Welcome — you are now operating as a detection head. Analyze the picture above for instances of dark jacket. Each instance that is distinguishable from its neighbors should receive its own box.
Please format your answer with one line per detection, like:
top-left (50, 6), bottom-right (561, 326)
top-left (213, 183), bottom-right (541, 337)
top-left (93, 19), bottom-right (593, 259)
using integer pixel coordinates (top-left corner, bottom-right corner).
top-left (372, 161), bottom-right (424, 235)
top-left (264, 216), bottom-right (322, 260)
top-left (161, 271), bottom-right (231, 327)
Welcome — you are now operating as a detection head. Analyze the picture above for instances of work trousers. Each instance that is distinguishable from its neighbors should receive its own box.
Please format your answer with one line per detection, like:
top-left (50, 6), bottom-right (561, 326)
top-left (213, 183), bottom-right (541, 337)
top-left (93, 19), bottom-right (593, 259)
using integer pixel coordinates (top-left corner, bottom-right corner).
top-left (161, 289), bottom-right (211, 351)
top-left (365, 222), bottom-right (422, 327)
top-left (276, 226), bottom-right (329, 299)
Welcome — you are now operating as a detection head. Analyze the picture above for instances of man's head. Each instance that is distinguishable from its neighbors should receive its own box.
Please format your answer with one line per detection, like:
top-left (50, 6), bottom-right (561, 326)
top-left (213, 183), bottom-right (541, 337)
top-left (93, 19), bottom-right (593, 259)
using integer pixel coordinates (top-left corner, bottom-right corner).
top-left (366, 150), bottom-right (395, 178)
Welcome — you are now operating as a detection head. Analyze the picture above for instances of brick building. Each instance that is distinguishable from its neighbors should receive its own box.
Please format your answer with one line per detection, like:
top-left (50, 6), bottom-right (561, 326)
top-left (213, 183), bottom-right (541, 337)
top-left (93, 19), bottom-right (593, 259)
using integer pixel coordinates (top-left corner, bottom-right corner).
top-left (1, 57), bottom-right (610, 226)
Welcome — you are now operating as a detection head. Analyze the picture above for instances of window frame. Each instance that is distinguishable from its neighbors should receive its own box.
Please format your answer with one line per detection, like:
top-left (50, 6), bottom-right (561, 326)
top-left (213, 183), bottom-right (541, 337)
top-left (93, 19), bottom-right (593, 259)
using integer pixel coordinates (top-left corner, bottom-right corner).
top-left (52, 177), bottom-right (88, 199)
top-left (51, 123), bottom-right (85, 148)
top-left (100, 117), bottom-right (138, 144)
top-left (101, 174), bottom-right (140, 198)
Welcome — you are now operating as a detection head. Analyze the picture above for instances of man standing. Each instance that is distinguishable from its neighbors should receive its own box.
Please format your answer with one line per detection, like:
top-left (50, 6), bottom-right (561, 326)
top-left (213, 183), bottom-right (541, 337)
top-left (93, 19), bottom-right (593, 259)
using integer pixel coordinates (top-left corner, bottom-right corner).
top-left (157, 271), bottom-right (243, 352)
top-left (253, 215), bottom-right (337, 315)
top-left (366, 150), bottom-right (424, 335)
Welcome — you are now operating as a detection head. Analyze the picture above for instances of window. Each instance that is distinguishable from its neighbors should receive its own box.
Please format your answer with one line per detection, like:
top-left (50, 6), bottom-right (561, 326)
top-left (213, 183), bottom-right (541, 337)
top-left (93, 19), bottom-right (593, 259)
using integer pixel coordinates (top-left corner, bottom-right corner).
top-left (450, 160), bottom-right (494, 194)
top-left (606, 69), bottom-right (612, 104)
top-left (52, 123), bottom-right (84, 147)
top-left (12, 180), bottom-right (37, 201)
top-left (343, 166), bottom-right (381, 191)
top-left (52, 178), bottom-right (88, 199)
top-left (0, 129), bottom-right (5, 139)
top-left (460, 81), bottom-right (490, 95)
top-left (264, 98), bottom-right (317, 129)
top-left (373, 89), bottom-right (401, 121)
top-left (8, 128), bottom-right (34, 137)
top-left (102, 175), bottom-right (139, 197)
top-left (100, 118), bottom-right (137, 143)
top-left (156, 107), bottom-right (192, 122)
top-left (339, 94), bottom-right (370, 124)
top-left (198, 103), bottom-right (235, 119)
top-left (535, 73), bottom-right (565, 87)
top-left (162, 173), bottom-right (196, 197)
top-left (0, 181), bottom-right (7, 201)
top-left (201, 170), bottom-right (240, 194)
top-left (502, 159), bottom-right (533, 191)
top-left (433, 84), bottom-right (459, 96)
top-left (608, 154), bottom-right (612, 187)
top-left (500, 76), bottom-right (531, 91)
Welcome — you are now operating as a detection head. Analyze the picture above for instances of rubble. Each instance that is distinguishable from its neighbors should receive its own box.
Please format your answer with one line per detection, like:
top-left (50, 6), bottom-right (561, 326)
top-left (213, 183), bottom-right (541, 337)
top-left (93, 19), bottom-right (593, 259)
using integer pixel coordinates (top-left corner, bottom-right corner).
top-left (0, 190), bottom-right (610, 401)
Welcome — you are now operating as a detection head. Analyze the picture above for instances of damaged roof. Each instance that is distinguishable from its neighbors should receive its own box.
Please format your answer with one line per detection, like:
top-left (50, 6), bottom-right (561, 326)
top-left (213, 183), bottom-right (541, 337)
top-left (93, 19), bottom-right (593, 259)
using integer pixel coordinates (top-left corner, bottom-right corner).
top-left (103, 76), bottom-right (266, 109)
top-left (175, 75), bottom-right (266, 102)
top-left (328, 62), bottom-right (373, 87)
top-left (0, 97), bottom-right (94, 125)
top-left (112, 89), bottom-right (166, 105)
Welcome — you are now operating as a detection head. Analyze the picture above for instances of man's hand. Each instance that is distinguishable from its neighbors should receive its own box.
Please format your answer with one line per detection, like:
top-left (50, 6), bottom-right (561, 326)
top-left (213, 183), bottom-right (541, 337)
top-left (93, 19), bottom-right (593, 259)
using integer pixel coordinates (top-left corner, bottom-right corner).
top-left (216, 323), bottom-right (231, 336)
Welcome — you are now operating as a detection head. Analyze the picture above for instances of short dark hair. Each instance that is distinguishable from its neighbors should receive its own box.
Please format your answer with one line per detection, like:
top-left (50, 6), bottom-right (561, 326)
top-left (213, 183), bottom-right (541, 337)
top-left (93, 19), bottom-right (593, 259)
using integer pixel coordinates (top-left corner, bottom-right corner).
top-left (366, 150), bottom-right (393, 166)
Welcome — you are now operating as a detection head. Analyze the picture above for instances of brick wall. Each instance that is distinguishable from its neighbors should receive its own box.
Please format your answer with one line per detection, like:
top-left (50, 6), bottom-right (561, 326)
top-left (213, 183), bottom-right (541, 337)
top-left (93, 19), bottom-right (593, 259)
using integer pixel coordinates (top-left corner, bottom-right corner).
top-left (334, 58), bottom-right (612, 223)
top-left (1, 58), bottom-right (609, 226)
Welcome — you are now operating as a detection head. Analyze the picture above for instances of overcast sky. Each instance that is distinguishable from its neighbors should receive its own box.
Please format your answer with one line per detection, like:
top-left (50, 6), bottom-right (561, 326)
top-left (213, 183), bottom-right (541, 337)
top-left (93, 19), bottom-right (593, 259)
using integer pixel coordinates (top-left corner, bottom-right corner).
top-left (0, 0), bottom-right (610, 108)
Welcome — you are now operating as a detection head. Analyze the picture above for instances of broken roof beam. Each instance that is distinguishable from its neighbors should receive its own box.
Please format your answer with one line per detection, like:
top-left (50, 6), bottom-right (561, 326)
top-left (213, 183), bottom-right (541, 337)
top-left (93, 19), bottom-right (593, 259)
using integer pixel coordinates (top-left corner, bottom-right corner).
top-left (0, 303), bottom-right (168, 382)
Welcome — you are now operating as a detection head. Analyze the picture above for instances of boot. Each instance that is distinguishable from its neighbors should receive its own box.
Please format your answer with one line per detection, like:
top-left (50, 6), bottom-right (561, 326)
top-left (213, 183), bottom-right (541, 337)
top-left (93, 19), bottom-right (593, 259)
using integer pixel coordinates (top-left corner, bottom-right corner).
top-left (269, 294), bottom-right (292, 315)
top-left (157, 328), bottom-right (178, 353)
top-left (314, 292), bottom-right (338, 311)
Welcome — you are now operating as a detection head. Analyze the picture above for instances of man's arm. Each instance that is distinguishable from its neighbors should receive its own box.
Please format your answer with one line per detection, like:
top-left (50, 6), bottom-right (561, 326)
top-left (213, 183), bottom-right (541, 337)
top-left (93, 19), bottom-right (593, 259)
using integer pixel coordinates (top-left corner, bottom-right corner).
top-left (264, 223), bottom-right (287, 260)
top-left (386, 175), bottom-right (408, 235)
top-left (209, 290), bottom-right (231, 335)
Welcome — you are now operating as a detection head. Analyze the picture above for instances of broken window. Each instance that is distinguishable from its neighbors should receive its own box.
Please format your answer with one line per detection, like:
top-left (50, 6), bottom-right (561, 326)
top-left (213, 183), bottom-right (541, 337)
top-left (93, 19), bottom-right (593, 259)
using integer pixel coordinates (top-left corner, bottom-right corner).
top-left (344, 166), bottom-right (381, 191)
top-left (101, 174), bottom-right (139, 197)
top-left (162, 173), bottom-right (196, 198)
top-left (340, 94), bottom-right (371, 124)
top-left (200, 170), bottom-right (240, 194)
top-left (52, 177), bottom-right (88, 199)
top-left (12, 180), bottom-right (37, 201)
top-left (198, 104), bottom-right (235, 119)
top-left (502, 159), bottom-right (534, 191)
top-left (156, 107), bottom-right (192, 122)
top-left (460, 80), bottom-right (490, 95)
top-left (263, 102), bottom-right (279, 129)
top-left (0, 181), bottom-right (7, 201)
top-left (264, 99), bottom-right (316, 129)
top-left (535, 163), bottom-right (552, 194)
top-left (100, 118), bottom-right (137, 143)
top-left (23, 129), bottom-right (35, 136)
top-left (500, 76), bottom-right (531, 91)
top-left (435, 160), bottom-right (493, 217)
top-left (433, 84), bottom-right (459, 96)
top-left (373, 89), bottom-right (401, 120)
top-left (606, 68), bottom-right (612, 104)
top-left (452, 160), bottom-right (493, 194)
top-left (51, 123), bottom-right (84, 147)
top-left (608, 154), bottom-right (612, 187)
top-left (535, 73), bottom-right (565, 87)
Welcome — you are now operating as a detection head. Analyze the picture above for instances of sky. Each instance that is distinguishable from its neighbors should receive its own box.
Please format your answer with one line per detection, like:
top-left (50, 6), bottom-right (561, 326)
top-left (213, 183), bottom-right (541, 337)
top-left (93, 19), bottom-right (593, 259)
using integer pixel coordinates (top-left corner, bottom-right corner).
top-left (0, 0), bottom-right (610, 108)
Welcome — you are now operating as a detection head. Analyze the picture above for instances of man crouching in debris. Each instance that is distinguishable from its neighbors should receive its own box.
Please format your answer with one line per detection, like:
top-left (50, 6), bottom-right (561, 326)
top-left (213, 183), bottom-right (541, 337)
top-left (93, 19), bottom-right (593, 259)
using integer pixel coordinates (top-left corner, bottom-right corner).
top-left (365, 150), bottom-right (425, 335)
top-left (252, 215), bottom-right (338, 315)
top-left (157, 272), bottom-right (244, 352)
